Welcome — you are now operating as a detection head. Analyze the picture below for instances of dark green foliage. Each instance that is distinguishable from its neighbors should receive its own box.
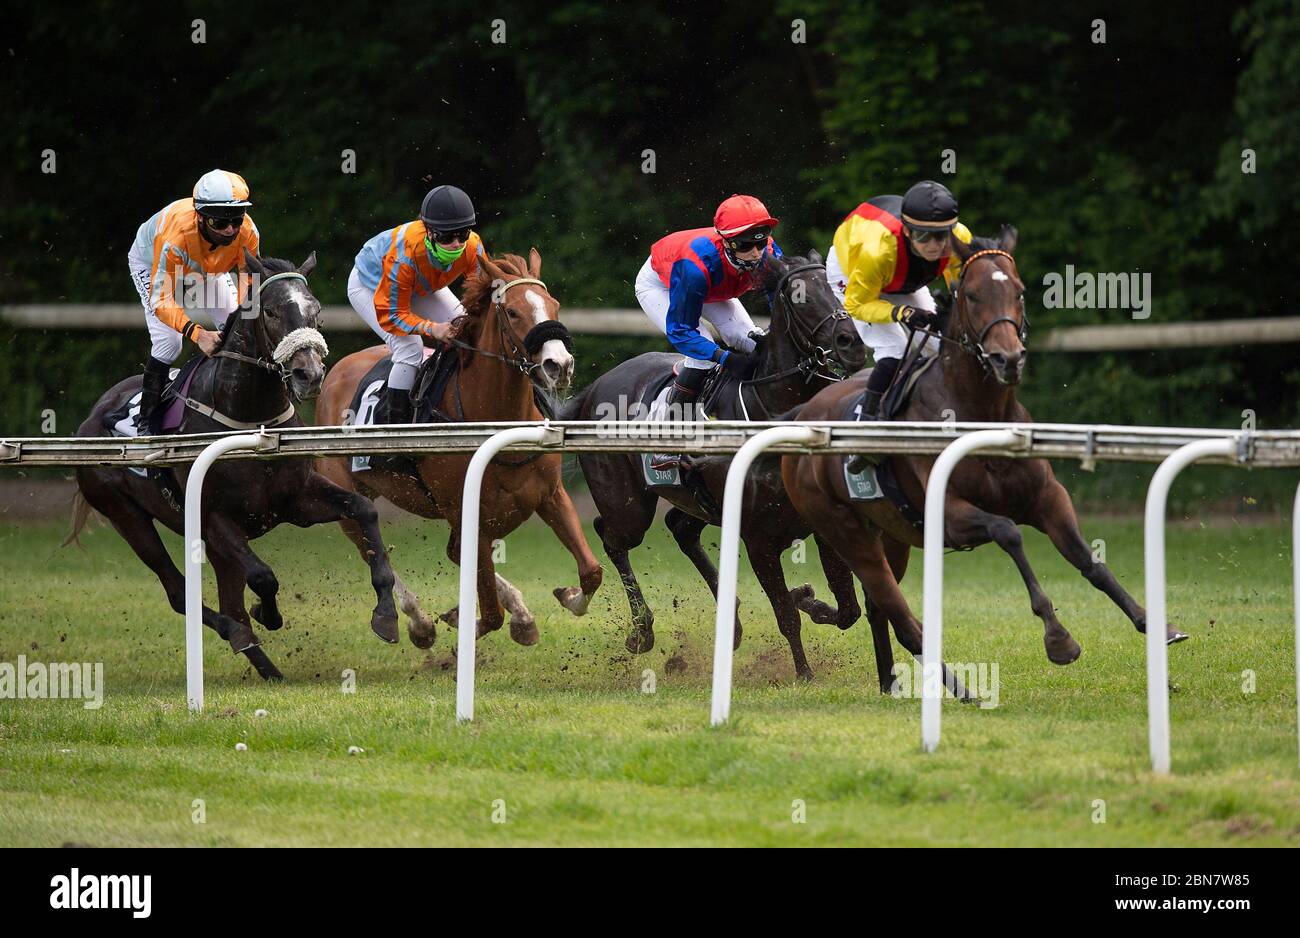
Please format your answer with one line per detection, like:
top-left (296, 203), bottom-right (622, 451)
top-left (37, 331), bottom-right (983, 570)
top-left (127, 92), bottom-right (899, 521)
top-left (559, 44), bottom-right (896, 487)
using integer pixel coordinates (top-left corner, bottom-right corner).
top-left (2, 2), bottom-right (1296, 504)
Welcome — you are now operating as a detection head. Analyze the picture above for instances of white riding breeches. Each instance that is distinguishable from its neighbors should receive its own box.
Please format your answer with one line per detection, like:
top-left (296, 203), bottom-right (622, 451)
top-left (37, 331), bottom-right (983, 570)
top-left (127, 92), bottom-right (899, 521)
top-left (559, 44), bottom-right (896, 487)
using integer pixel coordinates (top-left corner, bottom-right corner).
top-left (347, 265), bottom-right (463, 388)
top-left (129, 255), bottom-right (238, 363)
top-left (635, 256), bottom-right (757, 370)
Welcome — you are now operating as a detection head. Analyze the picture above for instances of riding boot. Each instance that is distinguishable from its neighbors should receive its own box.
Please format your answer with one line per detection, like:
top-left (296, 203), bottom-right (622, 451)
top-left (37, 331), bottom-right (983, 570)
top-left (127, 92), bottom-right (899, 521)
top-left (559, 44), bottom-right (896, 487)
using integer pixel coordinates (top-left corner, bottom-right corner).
top-left (136, 357), bottom-right (171, 435)
top-left (370, 385), bottom-right (417, 474)
top-left (847, 357), bottom-right (901, 473)
top-left (651, 366), bottom-right (710, 471)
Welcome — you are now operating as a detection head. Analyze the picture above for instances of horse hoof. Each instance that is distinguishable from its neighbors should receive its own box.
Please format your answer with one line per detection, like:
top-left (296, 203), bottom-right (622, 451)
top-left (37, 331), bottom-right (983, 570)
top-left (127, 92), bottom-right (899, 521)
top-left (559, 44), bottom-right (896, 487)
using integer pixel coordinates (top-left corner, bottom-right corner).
top-left (407, 613), bottom-right (437, 649)
top-left (1166, 628), bottom-right (1190, 645)
top-left (796, 668), bottom-right (814, 683)
top-left (371, 612), bottom-right (400, 644)
top-left (510, 617), bottom-right (539, 646)
top-left (250, 603), bottom-right (282, 631)
top-left (1045, 635), bottom-right (1082, 665)
top-left (553, 585), bottom-right (591, 616)
top-left (474, 619), bottom-right (499, 640)
top-left (732, 622), bottom-right (743, 652)
top-left (228, 625), bottom-right (259, 654)
top-left (625, 627), bottom-right (654, 654)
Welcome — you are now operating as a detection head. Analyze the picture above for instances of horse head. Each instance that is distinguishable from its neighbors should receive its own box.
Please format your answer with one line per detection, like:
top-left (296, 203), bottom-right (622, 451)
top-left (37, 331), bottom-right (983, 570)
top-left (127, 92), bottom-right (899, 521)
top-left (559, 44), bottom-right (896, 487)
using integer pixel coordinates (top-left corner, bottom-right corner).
top-left (241, 249), bottom-right (329, 400)
top-left (761, 250), bottom-right (865, 377)
top-left (948, 228), bottom-right (1027, 386)
top-left (463, 249), bottom-right (574, 392)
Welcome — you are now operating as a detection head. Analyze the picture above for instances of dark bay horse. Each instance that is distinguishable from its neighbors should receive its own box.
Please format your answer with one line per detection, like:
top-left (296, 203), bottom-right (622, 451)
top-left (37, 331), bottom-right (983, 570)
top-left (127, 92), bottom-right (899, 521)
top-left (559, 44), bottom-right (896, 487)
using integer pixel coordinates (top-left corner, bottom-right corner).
top-left (781, 235), bottom-right (1184, 691)
top-left (315, 250), bottom-right (602, 648)
top-left (68, 252), bottom-right (399, 681)
top-left (562, 251), bottom-right (867, 680)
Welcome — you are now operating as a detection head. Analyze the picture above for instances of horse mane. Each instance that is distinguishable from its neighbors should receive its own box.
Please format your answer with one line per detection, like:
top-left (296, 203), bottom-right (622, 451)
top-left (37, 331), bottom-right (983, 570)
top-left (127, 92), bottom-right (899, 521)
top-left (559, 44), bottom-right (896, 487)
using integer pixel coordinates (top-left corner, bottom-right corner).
top-left (252, 255), bottom-right (298, 274)
top-left (449, 252), bottom-right (535, 351)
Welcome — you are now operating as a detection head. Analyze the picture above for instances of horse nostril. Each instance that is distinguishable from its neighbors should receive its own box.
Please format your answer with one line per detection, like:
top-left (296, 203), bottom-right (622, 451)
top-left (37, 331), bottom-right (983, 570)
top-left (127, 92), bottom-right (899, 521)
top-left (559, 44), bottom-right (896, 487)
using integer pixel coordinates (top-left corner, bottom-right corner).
top-left (988, 353), bottom-right (1007, 370)
top-left (292, 367), bottom-right (311, 383)
top-left (542, 359), bottom-right (561, 379)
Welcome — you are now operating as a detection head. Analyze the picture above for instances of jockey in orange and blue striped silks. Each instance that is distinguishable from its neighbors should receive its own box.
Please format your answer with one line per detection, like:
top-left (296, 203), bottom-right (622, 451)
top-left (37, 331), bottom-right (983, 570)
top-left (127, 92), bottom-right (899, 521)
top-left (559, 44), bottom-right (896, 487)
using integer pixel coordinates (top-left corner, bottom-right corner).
top-left (346, 184), bottom-right (483, 425)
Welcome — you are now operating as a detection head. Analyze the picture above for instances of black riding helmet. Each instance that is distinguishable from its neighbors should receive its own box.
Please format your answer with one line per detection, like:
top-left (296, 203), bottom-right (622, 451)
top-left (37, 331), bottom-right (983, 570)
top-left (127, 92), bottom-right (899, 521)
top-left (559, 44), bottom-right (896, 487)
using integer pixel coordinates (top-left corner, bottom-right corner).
top-left (901, 180), bottom-right (959, 231)
top-left (420, 185), bottom-right (476, 232)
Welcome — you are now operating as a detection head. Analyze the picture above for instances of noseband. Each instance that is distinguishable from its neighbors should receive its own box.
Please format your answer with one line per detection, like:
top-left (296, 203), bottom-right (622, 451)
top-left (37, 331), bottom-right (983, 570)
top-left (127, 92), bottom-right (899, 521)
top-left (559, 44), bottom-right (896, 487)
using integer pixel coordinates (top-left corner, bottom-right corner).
top-left (216, 270), bottom-right (329, 383)
top-left (446, 276), bottom-right (573, 379)
top-left (951, 249), bottom-right (1028, 374)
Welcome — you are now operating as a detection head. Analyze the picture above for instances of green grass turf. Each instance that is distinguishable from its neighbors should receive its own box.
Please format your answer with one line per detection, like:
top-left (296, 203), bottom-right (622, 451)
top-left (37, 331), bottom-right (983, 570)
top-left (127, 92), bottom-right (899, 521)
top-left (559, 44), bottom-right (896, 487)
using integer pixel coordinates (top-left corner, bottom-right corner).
top-left (0, 501), bottom-right (1296, 846)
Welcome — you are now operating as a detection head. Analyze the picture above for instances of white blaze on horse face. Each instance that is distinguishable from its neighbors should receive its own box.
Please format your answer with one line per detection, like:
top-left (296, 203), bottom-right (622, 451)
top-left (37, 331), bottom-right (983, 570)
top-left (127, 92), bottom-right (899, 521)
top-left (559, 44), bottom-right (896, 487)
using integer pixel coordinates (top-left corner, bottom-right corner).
top-left (991, 271), bottom-right (1010, 282)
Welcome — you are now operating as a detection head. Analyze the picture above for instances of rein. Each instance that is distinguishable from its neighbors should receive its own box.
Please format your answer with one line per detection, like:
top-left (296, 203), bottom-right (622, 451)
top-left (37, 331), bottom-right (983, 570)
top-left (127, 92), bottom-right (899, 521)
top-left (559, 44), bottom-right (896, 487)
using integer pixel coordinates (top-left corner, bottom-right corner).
top-left (903, 248), bottom-right (1029, 377)
top-left (188, 269), bottom-right (329, 429)
top-left (737, 262), bottom-right (853, 419)
top-left (444, 276), bottom-right (573, 379)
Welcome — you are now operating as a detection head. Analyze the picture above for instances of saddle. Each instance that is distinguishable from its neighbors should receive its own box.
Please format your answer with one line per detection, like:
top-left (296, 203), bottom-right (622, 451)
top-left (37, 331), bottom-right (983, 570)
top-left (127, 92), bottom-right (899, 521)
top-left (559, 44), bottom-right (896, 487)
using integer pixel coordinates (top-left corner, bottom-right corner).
top-left (101, 354), bottom-right (206, 436)
top-left (841, 344), bottom-right (941, 533)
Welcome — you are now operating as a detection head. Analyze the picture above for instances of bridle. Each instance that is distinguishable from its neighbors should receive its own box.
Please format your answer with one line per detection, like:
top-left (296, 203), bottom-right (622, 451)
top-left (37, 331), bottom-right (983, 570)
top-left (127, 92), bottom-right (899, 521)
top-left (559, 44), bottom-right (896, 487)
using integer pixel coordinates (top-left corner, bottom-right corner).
top-left (215, 271), bottom-right (329, 384)
top-left (444, 276), bottom-right (572, 380)
top-left (186, 269), bottom-right (330, 429)
top-left (743, 262), bottom-right (853, 389)
top-left (907, 248), bottom-right (1029, 376)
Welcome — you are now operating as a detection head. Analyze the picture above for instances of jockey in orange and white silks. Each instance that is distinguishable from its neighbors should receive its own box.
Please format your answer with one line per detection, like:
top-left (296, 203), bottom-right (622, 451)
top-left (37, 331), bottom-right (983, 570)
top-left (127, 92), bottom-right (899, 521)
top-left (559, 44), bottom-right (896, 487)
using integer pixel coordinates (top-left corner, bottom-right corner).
top-left (127, 169), bottom-right (260, 430)
top-left (346, 184), bottom-right (484, 426)
top-left (826, 180), bottom-right (973, 418)
top-left (636, 194), bottom-right (782, 412)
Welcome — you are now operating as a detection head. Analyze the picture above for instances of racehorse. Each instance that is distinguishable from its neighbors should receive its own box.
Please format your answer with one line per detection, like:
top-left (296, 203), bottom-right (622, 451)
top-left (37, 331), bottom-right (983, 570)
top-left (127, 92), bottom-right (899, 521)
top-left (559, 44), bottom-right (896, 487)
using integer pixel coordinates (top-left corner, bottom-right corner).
top-left (781, 233), bottom-right (1183, 691)
top-left (67, 251), bottom-right (399, 681)
top-left (315, 249), bottom-right (602, 648)
top-left (562, 251), bottom-right (868, 680)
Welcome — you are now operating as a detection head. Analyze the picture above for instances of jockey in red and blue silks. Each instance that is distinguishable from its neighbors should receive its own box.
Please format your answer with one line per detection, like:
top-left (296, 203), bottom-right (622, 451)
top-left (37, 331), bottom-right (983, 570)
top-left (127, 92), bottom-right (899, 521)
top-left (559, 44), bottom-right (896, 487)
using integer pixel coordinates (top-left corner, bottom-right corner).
top-left (635, 194), bottom-right (782, 412)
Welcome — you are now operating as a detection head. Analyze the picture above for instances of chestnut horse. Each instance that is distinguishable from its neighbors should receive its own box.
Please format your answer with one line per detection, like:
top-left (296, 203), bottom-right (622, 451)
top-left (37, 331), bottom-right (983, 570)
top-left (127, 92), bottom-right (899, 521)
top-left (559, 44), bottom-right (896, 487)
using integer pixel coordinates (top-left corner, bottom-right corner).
top-left (782, 235), bottom-right (1183, 692)
top-left (315, 250), bottom-right (602, 648)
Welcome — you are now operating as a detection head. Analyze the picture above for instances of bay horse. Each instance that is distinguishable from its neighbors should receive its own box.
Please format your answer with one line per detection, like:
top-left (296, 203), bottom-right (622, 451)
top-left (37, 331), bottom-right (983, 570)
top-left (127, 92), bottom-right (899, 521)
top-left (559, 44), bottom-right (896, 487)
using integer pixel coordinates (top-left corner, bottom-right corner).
top-left (562, 251), bottom-right (868, 680)
top-left (781, 234), bottom-right (1185, 692)
top-left (67, 251), bottom-right (399, 681)
top-left (315, 249), bottom-right (602, 648)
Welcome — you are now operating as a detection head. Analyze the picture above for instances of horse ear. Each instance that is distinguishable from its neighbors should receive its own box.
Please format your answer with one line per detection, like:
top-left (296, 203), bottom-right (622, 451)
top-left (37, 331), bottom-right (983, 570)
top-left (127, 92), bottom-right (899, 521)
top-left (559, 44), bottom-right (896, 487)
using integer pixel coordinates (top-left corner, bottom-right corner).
top-left (950, 236), bottom-right (974, 262)
top-left (808, 248), bottom-right (823, 265)
top-left (298, 251), bottom-right (317, 277)
top-left (528, 247), bottom-right (542, 278)
top-left (478, 251), bottom-right (507, 284)
top-left (244, 248), bottom-right (266, 276)
top-left (997, 224), bottom-right (1019, 252)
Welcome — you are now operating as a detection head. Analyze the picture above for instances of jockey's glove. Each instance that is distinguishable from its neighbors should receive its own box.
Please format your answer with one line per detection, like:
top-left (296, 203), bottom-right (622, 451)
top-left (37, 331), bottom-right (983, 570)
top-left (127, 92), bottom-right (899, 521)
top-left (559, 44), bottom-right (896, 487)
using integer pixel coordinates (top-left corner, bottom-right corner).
top-left (721, 350), bottom-right (758, 379)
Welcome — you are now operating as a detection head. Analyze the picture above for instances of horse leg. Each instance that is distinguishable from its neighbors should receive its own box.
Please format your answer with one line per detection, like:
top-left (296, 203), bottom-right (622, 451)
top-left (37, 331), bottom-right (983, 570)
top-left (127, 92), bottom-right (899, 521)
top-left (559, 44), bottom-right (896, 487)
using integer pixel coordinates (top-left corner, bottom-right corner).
top-left (535, 483), bottom-right (603, 616)
top-left (437, 529), bottom-right (536, 643)
top-left (206, 547), bottom-right (284, 681)
top-left (793, 533), bottom-right (863, 631)
top-left (1029, 480), bottom-right (1185, 643)
top-left (592, 514), bottom-right (657, 654)
top-left (88, 493), bottom-right (269, 668)
top-left (819, 518), bottom-right (973, 700)
top-left (665, 507), bottom-right (741, 650)
top-left (945, 496), bottom-right (1081, 665)
top-left (284, 474), bottom-right (400, 644)
top-left (746, 540), bottom-right (813, 681)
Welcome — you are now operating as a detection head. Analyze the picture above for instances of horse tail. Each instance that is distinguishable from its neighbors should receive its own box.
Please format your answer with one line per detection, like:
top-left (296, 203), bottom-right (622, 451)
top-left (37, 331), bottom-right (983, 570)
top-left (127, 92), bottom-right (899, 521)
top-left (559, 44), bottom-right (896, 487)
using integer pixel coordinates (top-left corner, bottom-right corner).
top-left (61, 490), bottom-right (94, 550)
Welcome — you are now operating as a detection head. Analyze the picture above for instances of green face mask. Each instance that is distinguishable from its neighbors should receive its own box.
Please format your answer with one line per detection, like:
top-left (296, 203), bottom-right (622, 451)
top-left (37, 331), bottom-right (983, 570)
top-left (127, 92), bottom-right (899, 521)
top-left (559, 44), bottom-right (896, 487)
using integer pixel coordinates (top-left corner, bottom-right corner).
top-left (426, 236), bottom-right (467, 266)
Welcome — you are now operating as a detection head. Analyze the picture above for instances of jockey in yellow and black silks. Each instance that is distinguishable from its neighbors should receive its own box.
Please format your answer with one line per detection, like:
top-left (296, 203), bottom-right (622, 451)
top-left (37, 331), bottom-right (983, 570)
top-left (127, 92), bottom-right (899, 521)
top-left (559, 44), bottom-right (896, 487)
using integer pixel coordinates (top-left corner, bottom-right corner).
top-left (826, 180), bottom-right (972, 418)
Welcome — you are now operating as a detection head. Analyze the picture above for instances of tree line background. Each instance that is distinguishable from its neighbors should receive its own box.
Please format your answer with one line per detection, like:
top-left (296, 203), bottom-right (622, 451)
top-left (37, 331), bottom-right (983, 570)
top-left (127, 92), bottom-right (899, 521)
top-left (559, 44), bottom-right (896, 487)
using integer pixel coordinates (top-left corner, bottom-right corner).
top-left (2, 1), bottom-right (1297, 504)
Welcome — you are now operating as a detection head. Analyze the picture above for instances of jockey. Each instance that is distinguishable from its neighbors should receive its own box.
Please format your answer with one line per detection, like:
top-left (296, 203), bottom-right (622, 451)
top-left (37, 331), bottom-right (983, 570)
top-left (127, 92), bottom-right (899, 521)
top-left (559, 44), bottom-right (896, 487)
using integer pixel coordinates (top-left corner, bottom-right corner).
top-left (826, 180), bottom-right (972, 418)
top-left (347, 184), bottom-right (483, 426)
top-left (636, 194), bottom-right (782, 416)
top-left (127, 169), bottom-right (259, 432)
